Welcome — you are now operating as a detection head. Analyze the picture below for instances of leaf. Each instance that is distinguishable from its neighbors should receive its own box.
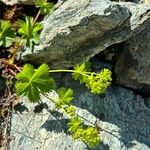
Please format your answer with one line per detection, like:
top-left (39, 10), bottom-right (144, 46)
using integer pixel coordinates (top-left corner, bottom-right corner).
top-left (35, 0), bottom-right (54, 15)
top-left (15, 64), bottom-right (55, 102)
top-left (72, 61), bottom-right (92, 83)
top-left (0, 20), bottom-right (16, 47)
top-left (55, 88), bottom-right (74, 108)
top-left (17, 16), bottom-right (43, 47)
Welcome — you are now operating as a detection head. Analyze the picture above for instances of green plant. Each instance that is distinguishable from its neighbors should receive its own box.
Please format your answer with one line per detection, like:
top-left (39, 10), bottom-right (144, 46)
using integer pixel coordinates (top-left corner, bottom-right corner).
top-left (15, 61), bottom-right (112, 147)
top-left (35, 0), bottom-right (54, 15)
top-left (17, 16), bottom-right (43, 47)
top-left (72, 62), bottom-right (112, 94)
top-left (0, 20), bottom-right (16, 47)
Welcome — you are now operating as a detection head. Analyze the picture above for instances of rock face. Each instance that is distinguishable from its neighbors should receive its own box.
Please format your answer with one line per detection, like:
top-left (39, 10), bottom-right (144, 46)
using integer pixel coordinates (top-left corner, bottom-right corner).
top-left (115, 24), bottom-right (150, 94)
top-left (20, 0), bottom-right (150, 68)
top-left (0, 0), bottom-right (34, 5)
top-left (10, 73), bottom-right (150, 150)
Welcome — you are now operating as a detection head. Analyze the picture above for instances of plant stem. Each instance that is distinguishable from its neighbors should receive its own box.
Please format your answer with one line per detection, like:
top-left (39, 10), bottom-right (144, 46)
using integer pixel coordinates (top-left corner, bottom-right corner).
top-left (33, 0), bottom-right (48, 25)
top-left (33, 10), bottom-right (41, 25)
top-left (43, 93), bottom-right (72, 118)
top-left (49, 69), bottom-right (99, 76)
top-left (49, 69), bottom-right (89, 77)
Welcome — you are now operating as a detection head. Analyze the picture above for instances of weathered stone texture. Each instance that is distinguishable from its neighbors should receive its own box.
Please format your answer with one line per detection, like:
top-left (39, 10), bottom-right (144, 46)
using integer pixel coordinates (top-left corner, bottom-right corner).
top-left (20, 0), bottom-right (150, 69)
top-left (115, 24), bottom-right (150, 94)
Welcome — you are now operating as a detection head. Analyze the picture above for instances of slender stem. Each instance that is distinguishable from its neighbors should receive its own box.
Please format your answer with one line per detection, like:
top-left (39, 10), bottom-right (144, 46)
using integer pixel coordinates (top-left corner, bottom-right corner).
top-left (33, 10), bottom-right (41, 25)
top-left (33, 0), bottom-right (47, 25)
top-left (49, 69), bottom-right (99, 76)
top-left (61, 108), bottom-right (72, 119)
top-left (49, 69), bottom-right (89, 77)
top-left (43, 94), bottom-right (94, 125)
top-left (49, 69), bottom-right (75, 73)
top-left (43, 93), bottom-right (71, 118)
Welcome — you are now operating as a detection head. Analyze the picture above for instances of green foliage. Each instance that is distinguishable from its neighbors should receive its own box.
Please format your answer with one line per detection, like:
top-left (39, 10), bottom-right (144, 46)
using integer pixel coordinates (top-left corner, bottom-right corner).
top-left (68, 117), bottom-right (100, 148)
top-left (65, 105), bottom-right (76, 117)
top-left (15, 64), bottom-right (55, 102)
top-left (18, 16), bottom-right (43, 47)
top-left (86, 69), bottom-right (112, 94)
top-left (82, 127), bottom-right (100, 147)
top-left (72, 61), bottom-right (92, 83)
top-left (72, 62), bottom-right (112, 94)
top-left (68, 117), bottom-right (83, 132)
top-left (54, 87), bottom-right (101, 147)
top-left (15, 62), bottom-right (112, 147)
top-left (35, 0), bottom-right (54, 15)
top-left (55, 88), bottom-right (74, 108)
top-left (0, 20), bottom-right (16, 47)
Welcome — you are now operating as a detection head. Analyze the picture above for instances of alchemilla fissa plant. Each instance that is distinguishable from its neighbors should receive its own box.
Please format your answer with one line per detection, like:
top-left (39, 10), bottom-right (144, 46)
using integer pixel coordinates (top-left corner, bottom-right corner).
top-left (15, 62), bottom-right (112, 147)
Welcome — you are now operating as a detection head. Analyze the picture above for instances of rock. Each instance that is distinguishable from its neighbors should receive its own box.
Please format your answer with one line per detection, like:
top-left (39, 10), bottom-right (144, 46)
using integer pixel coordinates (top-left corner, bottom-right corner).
top-left (19, 0), bottom-right (150, 69)
top-left (0, 0), bottom-right (34, 5)
top-left (10, 72), bottom-right (150, 150)
top-left (115, 24), bottom-right (150, 95)
top-left (0, 0), bottom-right (66, 6)
top-left (145, 97), bottom-right (150, 108)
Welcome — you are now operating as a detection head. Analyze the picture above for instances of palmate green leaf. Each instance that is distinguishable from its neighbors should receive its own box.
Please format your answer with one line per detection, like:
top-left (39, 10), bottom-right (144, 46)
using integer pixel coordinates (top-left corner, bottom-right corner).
top-left (35, 0), bottom-right (54, 15)
top-left (55, 88), bottom-right (74, 108)
top-left (72, 61), bottom-right (92, 83)
top-left (17, 16), bottom-right (43, 47)
top-left (0, 20), bottom-right (16, 47)
top-left (15, 64), bottom-right (55, 102)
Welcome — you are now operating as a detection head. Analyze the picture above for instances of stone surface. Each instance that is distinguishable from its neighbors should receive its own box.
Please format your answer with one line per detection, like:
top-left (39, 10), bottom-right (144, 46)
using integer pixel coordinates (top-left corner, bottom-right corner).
top-left (19, 0), bottom-right (150, 69)
top-left (145, 97), bottom-right (150, 108)
top-left (0, 0), bottom-right (34, 5)
top-left (10, 72), bottom-right (150, 150)
top-left (115, 24), bottom-right (150, 95)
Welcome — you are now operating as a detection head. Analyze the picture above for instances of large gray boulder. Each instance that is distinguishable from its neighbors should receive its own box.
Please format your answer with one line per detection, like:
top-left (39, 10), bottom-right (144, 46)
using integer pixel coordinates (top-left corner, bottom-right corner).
top-left (10, 73), bottom-right (150, 150)
top-left (0, 0), bottom-right (34, 5)
top-left (115, 24), bottom-right (150, 94)
top-left (20, 0), bottom-right (150, 68)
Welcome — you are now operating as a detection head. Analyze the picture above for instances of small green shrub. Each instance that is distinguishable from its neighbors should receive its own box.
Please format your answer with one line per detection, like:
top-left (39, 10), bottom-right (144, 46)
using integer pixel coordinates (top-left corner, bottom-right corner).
top-left (17, 16), bottom-right (43, 47)
top-left (0, 20), bottom-right (16, 47)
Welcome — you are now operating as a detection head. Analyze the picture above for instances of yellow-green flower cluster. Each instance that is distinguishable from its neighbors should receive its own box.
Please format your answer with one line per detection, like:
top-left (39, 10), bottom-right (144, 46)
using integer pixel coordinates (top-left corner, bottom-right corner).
top-left (86, 69), bottom-right (112, 94)
top-left (72, 62), bottom-right (112, 94)
top-left (68, 117), bottom-right (100, 148)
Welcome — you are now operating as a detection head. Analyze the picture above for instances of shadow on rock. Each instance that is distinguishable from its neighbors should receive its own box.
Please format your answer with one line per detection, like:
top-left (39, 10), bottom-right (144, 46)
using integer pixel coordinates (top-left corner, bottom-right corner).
top-left (41, 118), bottom-right (69, 134)
top-left (14, 102), bottom-right (29, 113)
